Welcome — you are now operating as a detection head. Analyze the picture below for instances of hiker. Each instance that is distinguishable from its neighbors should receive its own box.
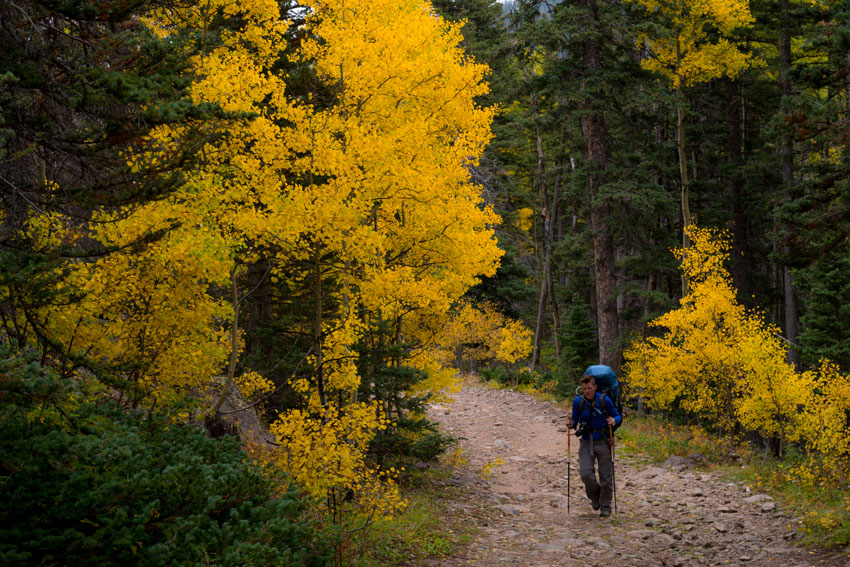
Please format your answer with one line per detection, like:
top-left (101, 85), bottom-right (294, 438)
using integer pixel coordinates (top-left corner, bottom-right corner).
top-left (566, 374), bottom-right (621, 517)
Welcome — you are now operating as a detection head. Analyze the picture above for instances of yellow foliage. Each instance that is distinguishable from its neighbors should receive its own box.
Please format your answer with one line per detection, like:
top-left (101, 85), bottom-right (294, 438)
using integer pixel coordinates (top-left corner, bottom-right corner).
top-left (480, 458), bottom-right (504, 480)
top-left (445, 446), bottom-right (468, 468)
top-left (23, 207), bottom-right (82, 249)
top-left (267, 402), bottom-right (404, 520)
top-left (42, 218), bottom-right (233, 406)
top-left (625, 226), bottom-right (850, 485)
top-left (795, 361), bottom-right (850, 483)
top-left (407, 349), bottom-right (462, 403)
top-left (434, 301), bottom-right (533, 366)
top-left (625, 226), bottom-right (809, 439)
top-left (516, 207), bottom-right (534, 233)
top-left (631, 0), bottom-right (755, 87)
top-left (235, 371), bottom-right (275, 401)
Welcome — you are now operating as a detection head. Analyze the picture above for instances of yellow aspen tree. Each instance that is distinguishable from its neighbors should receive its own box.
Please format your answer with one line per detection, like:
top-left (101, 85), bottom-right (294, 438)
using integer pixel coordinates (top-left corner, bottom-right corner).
top-left (33, 0), bottom-right (506, 536)
top-left (795, 361), bottom-right (850, 486)
top-left (36, 0), bottom-right (288, 407)
top-left (624, 226), bottom-right (812, 448)
top-left (264, 0), bottom-right (504, 529)
top-left (286, 0), bottom-right (502, 313)
top-left (630, 0), bottom-right (755, 294)
top-left (434, 301), bottom-right (533, 369)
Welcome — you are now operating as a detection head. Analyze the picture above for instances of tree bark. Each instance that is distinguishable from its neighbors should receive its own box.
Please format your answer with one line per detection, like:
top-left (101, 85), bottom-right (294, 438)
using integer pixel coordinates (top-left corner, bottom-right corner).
top-left (530, 128), bottom-right (565, 369)
top-left (313, 246), bottom-right (328, 408)
top-left (779, 0), bottom-right (801, 368)
top-left (676, 40), bottom-right (692, 298)
top-left (725, 78), bottom-right (752, 304)
top-left (581, 0), bottom-right (619, 369)
top-left (548, 167), bottom-right (564, 359)
top-left (244, 258), bottom-right (272, 362)
top-left (531, 129), bottom-right (549, 370)
top-left (531, 272), bottom-right (548, 371)
top-left (212, 267), bottom-right (241, 415)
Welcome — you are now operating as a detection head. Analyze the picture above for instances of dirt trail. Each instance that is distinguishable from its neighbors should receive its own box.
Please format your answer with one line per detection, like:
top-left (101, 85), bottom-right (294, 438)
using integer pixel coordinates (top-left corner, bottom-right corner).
top-left (426, 380), bottom-right (848, 567)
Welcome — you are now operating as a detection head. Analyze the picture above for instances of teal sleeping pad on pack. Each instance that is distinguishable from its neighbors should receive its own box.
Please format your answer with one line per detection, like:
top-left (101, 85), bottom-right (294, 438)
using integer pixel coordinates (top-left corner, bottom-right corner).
top-left (583, 364), bottom-right (618, 393)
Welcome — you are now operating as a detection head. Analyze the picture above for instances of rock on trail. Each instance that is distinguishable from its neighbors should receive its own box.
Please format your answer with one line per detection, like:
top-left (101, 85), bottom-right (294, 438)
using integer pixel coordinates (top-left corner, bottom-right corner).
top-left (426, 380), bottom-right (848, 567)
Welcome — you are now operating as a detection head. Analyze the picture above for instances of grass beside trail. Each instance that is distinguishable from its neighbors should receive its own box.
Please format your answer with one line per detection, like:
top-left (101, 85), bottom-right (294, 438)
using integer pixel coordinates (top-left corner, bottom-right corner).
top-left (728, 454), bottom-right (850, 548)
top-left (617, 413), bottom-right (739, 463)
top-left (353, 462), bottom-right (474, 567)
top-left (619, 414), bottom-right (850, 549)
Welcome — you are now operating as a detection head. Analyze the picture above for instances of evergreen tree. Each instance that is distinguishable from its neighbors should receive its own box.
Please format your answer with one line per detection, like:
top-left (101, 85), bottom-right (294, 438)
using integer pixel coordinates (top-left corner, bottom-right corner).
top-left (797, 253), bottom-right (850, 369)
top-left (0, 0), bottom-right (232, 357)
top-left (558, 292), bottom-right (598, 395)
top-left (0, 347), bottom-right (330, 567)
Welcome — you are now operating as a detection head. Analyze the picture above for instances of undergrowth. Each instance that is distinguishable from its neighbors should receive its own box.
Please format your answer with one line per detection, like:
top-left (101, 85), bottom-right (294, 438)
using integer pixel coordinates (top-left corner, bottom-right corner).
top-left (617, 413), bottom-right (744, 463)
top-left (725, 453), bottom-right (850, 548)
top-left (620, 414), bottom-right (850, 549)
top-left (353, 461), bottom-right (473, 566)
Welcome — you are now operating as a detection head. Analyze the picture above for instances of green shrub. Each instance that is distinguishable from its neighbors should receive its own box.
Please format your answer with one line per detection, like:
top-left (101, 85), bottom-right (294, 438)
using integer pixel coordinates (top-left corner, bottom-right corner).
top-left (535, 367), bottom-right (580, 400)
top-left (0, 347), bottom-right (331, 567)
top-left (480, 364), bottom-right (534, 387)
top-left (479, 365), bottom-right (512, 385)
top-left (558, 293), bottom-right (598, 381)
top-left (356, 354), bottom-right (454, 465)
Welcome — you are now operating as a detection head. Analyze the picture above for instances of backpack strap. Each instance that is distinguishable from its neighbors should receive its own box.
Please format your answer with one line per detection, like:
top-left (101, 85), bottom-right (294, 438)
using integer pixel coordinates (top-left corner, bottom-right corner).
top-left (578, 395), bottom-right (601, 420)
top-left (580, 393), bottom-right (608, 413)
top-left (599, 393), bottom-right (610, 418)
top-left (599, 392), bottom-right (622, 433)
top-left (598, 393), bottom-right (616, 435)
top-left (578, 393), bottom-right (610, 434)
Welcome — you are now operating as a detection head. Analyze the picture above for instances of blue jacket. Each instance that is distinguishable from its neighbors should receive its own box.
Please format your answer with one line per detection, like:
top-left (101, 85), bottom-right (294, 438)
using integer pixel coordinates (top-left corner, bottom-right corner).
top-left (571, 392), bottom-right (621, 441)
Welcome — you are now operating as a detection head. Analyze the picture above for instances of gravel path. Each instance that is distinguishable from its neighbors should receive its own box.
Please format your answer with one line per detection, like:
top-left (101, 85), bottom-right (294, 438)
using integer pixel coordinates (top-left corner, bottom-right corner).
top-left (426, 380), bottom-right (848, 567)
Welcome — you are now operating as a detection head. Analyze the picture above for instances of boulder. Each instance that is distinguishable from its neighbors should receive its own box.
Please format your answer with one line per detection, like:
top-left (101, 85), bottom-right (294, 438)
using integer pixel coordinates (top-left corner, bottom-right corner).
top-left (743, 494), bottom-right (773, 504)
top-left (663, 455), bottom-right (694, 470)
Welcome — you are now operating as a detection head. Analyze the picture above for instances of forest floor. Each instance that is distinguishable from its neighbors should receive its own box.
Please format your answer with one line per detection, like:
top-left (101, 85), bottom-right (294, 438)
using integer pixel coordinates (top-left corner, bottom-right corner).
top-left (424, 378), bottom-right (849, 567)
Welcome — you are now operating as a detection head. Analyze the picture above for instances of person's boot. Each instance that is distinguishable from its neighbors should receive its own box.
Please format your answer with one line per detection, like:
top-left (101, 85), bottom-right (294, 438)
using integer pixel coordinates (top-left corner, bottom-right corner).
top-left (599, 507), bottom-right (611, 517)
top-left (591, 488), bottom-right (600, 510)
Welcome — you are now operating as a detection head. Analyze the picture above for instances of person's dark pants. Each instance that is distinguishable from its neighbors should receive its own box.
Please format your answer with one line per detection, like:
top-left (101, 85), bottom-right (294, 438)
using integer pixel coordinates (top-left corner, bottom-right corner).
top-left (579, 437), bottom-right (614, 512)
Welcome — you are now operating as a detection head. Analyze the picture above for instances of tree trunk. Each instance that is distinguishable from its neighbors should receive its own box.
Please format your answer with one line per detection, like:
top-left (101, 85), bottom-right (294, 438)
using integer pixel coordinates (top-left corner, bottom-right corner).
top-left (581, 0), bottom-right (619, 369)
top-left (244, 258), bottom-right (272, 363)
top-left (725, 78), bottom-right (752, 304)
top-left (677, 103), bottom-right (691, 297)
top-left (549, 167), bottom-right (564, 359)
top-left (531, 273), bottom-right (548, 371)
top-left (779, 0), bottom-right (801, 368)
top-left (313, 247), bottom-right (328, 408)
top-left (531, 129), bottom-right (549, 370)
top-left (212, 266), bottom-right (241, 415)
top-left (644, 273), bottom-right (656, 332)
top-left (676, 41), bottom-right (692, 298)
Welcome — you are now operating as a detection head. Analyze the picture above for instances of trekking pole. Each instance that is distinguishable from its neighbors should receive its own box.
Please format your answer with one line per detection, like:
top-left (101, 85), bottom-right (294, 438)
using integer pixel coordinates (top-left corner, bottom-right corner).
top-left (609, 423), bottom-right (617, 515)
top-left (567, 422), bottom-right (571, 514)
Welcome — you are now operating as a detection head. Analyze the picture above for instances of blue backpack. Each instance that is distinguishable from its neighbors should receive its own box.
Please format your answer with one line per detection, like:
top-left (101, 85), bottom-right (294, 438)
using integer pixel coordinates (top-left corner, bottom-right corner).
top-left (582, 364), bottom-right (623, 429)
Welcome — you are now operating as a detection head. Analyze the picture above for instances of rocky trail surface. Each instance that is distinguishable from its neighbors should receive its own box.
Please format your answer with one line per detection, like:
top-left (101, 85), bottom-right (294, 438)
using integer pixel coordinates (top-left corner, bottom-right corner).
top-left (425, 380), bottom-right (848, 567)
